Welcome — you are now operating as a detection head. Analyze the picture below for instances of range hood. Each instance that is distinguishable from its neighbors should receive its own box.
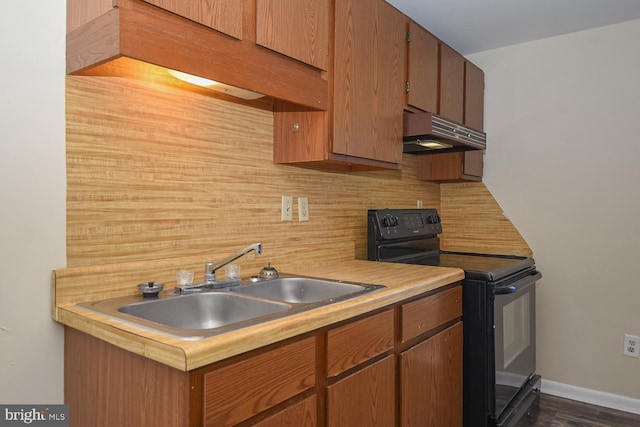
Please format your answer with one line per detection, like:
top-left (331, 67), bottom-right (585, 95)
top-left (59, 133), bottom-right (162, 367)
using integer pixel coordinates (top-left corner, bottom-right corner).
top-left (403, 112), bottom-right (486, 154)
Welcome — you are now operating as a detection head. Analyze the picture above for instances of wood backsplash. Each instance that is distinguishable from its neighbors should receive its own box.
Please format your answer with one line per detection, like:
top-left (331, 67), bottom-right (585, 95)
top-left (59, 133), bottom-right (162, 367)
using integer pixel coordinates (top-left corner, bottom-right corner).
top-left (66, 61), bottom-right (530, 268)
top-left (440, 183), bottom-right (531, 257)
top-left (66, 65), bottom-right (440, 267)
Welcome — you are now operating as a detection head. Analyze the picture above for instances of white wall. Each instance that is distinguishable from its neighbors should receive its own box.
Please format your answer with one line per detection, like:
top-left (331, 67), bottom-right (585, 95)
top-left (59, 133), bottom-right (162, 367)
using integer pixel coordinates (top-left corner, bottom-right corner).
top-left (470, 20), bottom-right (640, 401)
top-left (0, 2), bottom-right (66, 402)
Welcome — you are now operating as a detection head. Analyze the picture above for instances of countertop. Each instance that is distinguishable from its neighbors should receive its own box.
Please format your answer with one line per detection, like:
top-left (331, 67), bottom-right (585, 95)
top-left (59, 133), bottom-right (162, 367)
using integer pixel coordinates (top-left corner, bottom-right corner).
top-left (54, 259), bottom-right (464, 371)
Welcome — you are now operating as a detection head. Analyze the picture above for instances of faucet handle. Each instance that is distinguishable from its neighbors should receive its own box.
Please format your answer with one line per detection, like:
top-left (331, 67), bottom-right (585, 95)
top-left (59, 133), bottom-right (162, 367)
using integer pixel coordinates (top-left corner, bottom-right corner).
top-left (205, 262), bottom-right (216, 282)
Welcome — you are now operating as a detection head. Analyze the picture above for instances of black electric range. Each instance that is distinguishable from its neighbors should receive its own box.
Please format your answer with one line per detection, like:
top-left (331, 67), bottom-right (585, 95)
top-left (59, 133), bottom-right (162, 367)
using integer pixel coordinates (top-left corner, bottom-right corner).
top-left (367, 208), bottom-right (542, 427)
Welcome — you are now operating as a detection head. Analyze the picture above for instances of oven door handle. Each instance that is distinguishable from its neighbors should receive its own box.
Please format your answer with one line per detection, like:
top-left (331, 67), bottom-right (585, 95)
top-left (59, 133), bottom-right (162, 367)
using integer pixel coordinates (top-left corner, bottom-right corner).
top-left (495, 270), bottom-right (542, 295)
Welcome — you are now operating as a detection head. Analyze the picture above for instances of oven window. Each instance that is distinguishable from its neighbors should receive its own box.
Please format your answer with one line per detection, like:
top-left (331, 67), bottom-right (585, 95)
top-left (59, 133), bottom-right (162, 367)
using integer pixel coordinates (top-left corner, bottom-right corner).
top-left (503, 293), bottom-right (531, 368)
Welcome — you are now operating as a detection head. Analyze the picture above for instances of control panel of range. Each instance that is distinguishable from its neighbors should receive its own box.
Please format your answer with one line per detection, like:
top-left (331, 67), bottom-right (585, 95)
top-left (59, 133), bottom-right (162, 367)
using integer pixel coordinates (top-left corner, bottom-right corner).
top-left (368, 208), bottom-right (442, 240)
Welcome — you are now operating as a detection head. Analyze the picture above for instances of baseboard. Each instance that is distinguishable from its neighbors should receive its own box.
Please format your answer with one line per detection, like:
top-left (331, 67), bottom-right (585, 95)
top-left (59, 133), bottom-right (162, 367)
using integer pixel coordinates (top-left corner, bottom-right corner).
top-left (541, 379), bottom-right (640, 415)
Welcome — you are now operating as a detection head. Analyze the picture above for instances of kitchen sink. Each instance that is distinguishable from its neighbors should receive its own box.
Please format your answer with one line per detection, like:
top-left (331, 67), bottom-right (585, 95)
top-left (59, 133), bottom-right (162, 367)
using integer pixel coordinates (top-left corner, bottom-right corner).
top-left (230, 277), bottom-right (381, 303)
top-left (78, 276), bottom-right (385, 340)
top-left (119, 293), bottom-right (291, 330)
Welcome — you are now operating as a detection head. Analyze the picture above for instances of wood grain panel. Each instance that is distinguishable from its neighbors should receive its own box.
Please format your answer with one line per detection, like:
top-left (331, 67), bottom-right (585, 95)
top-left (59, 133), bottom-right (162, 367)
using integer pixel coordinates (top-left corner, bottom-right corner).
top-left (67, 0), bottom-right (327, 109)
top-left (400, 322), bottom-right (463, 427)
top-left (326, 309), bottom-right (394, 377)
top-left (65, 327), bottom-right (189, 427)
top-left (464, 61), bottom-right (484, 130)
top-left (440, 183), bottom-right (532, 256)
top-left (407, 21), bottom-right (439, 113)
top-left (417, 153), bottom-right (464, 182)
top-left (253, 396), bottom-right (317, 427)
top-left (67, 0), bottom-right (114, 32)
top-left (439, 44), bottom-right (465, 123)
top-left (140, 0), bottom-right (243, 39)
top-left (332, 0), bottom-right (405, 164)
top-left (52, 241), bottom-right (357, 310)
top-left (66, 72), bottom-right (440, 267)
top-left (401, 286), bottom-right (461, 343)
top-left (256, 0), bottom-right (329, 70)
top-left (202, 337), bottom-right (315, 426)
top-left (326, 355), bottom-right (396, 427)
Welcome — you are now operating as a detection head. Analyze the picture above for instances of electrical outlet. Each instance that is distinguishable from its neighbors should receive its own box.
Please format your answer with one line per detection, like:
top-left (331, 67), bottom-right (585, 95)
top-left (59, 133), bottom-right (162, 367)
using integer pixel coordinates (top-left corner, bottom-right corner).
top-left (623, 334), bottom-right (639, 358)
top-left (298, 197), bottom-right (309, 221)
top-left (281, 195), bottom-right (293, 221)
top-left (417, 200), bottom-right (423, 208)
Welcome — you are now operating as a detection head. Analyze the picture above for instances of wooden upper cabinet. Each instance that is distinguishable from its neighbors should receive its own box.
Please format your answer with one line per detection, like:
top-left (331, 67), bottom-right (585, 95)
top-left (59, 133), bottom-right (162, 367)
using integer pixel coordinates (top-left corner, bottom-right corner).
top-left (417, 150), bottom-right (484, 182)
top-left (256, 0), bottom-right (329, 70)
top-left (439, 43), bottom-right (465, 123)
top-left (273, 0), bottom-right (405, 171)
top-left (406, 21), bottom-right (439, 113)
top-left (332, 0), bottom-right (406, 164)
top-left (464, 60), bottom-right (484, 131)
top-left (140, 0), bottom-right (243, 39)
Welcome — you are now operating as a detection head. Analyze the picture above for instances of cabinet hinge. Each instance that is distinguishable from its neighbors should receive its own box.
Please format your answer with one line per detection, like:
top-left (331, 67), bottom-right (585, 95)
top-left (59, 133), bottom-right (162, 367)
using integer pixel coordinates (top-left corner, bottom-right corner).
top-left (406, 31), bottom-right (411, 43)
top-left (406, 81), bottom-right (410, 93)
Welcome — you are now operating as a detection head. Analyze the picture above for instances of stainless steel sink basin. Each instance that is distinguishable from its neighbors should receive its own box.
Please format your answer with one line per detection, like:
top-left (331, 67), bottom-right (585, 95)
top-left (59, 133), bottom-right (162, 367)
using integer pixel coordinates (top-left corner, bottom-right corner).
top-left (79, 292), bottom-right (291, 340)
top-left (77, 275), bottom-right (385, 340)
top-left (230, 277), bottom-right (382, 304)
top-left (119, 293), bottom-right (290, 330)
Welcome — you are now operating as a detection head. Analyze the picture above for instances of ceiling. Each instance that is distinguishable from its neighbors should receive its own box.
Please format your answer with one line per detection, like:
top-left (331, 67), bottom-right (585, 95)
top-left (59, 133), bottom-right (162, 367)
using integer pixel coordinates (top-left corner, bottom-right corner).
top-left (386, 0), bottom-right (640, 55)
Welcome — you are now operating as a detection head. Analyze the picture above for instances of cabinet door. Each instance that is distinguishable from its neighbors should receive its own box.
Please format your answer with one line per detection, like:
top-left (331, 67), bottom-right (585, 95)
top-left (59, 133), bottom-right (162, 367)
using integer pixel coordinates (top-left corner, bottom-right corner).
top-left (253, 395), bottom-right (317, 427)
top-left (327, 355), bottom-right (396, 427)
top-left (464, 61), bottom-right (484, 130)
top-left (406, 21), bottom-right (439, 113)
top-left (140, 0), bottom-right (243, 39)
top-left (256, 0), bottom-right (329, 70)
top-left (400, 323), bottom-right (463, 427)
top-left (462, 150), bottom-right (483, 178)
top-left (439, 44), bottom-right (465, 123)
top-left (333, 0), bottom-right (405, 164)
top-left (416, 151), bottom-right (483, 182)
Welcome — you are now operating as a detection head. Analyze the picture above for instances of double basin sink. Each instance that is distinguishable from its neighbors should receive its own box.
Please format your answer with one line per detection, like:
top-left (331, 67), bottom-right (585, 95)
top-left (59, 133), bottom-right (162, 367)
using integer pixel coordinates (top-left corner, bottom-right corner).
top-left (79, 276), bottom-right (385, 340)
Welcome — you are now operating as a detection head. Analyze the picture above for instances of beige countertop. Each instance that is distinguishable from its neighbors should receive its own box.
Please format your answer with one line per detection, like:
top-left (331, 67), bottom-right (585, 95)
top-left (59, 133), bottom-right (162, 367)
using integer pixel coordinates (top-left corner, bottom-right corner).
top-left (54, 259), bottom-right (464, 371)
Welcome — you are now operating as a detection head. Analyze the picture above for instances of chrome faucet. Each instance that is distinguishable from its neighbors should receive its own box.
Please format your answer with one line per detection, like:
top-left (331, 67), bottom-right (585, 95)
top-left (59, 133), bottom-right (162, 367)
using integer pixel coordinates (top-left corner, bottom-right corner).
top-left (204, 243), bottom-right (263, 282)
top-left (176, 243), bottom-right (263, 294)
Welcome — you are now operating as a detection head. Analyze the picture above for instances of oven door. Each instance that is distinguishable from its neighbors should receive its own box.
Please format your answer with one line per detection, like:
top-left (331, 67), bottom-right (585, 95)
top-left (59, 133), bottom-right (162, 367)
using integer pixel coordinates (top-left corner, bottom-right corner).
top-left (493, 270), bottom-right (541, 423)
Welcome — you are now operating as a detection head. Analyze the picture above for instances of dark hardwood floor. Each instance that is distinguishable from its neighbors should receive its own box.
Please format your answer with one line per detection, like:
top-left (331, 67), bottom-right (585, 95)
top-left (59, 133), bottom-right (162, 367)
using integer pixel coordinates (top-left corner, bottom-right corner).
top-left (517, 393), bottom-right (640, 426)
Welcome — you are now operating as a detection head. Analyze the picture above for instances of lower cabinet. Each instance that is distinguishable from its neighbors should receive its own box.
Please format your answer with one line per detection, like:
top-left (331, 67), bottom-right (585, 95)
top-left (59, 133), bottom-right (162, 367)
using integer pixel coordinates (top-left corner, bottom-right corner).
top-left (64, 284), bottom-right (462, 426)
top-left (253, 396), bottom-right (317, 427)
top-left (400, 323), bottom-right (464, 427)
top-left (327, 356), bottom-right (396, 426)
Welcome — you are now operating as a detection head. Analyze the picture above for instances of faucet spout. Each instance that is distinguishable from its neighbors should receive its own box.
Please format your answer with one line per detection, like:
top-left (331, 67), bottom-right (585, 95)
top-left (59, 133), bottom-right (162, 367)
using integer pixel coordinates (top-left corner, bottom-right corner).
top-left (175, 243), bottom-right (264, 294)
top-left (205, 243), bottom-right (263, 281)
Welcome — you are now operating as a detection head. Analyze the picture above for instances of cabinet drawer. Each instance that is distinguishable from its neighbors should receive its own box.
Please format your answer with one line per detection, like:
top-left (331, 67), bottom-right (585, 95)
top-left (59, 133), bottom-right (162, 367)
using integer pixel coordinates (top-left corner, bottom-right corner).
top-left (401, 286), bottom-right (462, 343)
top-left (203, 337), bottom-right (315, 426)
top-left (327, 309), bottom-right (394, 377)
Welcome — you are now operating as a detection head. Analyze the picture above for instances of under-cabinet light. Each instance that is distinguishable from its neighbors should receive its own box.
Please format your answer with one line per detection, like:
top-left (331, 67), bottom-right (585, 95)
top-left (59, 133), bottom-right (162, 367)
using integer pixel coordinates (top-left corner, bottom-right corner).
top-left (416, 139), bottom-right (453, 150)
top-left (167, 69), bottom-right (264, 100)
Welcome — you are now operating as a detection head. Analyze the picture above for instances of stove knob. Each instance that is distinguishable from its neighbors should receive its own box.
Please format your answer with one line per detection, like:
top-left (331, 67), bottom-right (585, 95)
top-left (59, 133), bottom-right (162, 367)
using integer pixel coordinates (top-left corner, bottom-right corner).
top-left (381, 217), bottom-right (391, 228)
top-left (391, 216), bottom-right (399, 227)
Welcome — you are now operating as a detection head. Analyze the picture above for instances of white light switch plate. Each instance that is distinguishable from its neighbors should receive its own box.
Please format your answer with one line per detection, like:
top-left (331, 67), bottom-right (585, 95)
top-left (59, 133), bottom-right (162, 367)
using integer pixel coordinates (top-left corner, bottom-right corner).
top-left (281, 195), bottom-right (293, 221)
top-left (298, 197), bottom-right (309, 221)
